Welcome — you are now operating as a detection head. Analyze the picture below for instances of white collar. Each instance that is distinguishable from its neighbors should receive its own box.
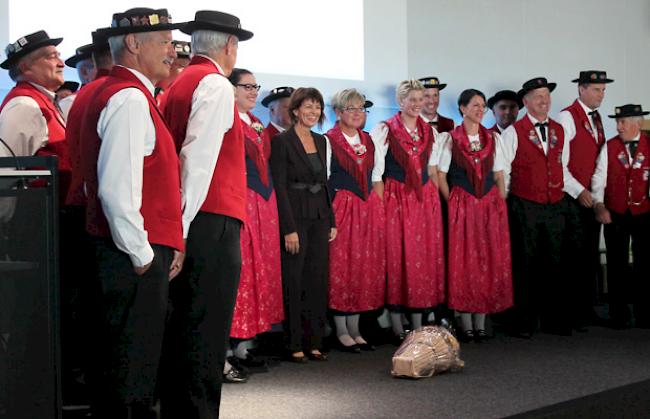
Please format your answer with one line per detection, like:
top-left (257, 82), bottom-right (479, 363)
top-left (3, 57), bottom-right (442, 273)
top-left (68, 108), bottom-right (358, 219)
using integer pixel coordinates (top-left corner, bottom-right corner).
top-left (578, 99), bottom-right (597, 117)
top-left (27, 82), bottom-right (56, 101)
top-left (527, 113), bottom-right (548, 126)
top-left (196, 54), bottom-right (225, 75)
top-left (119, 66), bottom-right (155, 96)
top-left (270, 121), bottom-right (286, 133)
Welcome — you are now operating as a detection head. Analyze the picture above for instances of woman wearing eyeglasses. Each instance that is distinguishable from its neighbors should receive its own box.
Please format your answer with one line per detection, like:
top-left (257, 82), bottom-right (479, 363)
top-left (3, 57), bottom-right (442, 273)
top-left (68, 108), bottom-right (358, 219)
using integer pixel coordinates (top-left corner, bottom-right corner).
top-left (436, 89), bottom-right (512, 343)
top-left (370, 79), bottom-right (445, 343)
top-left (226, 69), bottom-right (284, 371)
top-left (324, 89), bottom-right (385, 352)
top-left (270, 87), bottom-right (336, 362)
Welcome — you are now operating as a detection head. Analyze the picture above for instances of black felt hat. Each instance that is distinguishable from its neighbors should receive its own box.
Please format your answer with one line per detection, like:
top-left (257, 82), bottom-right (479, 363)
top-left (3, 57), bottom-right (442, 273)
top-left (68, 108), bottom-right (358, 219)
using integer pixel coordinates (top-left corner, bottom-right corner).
top-left (572, 70), bottom-right (614, 84)
top-left (608, 104), bottom-right (649, 119)
top-left (517, 77), bottom-right (557, 100)
top-left (487, 90), bottom-right (523, 110)
top-left (418, 76), bottom-right (447, 90)
top-left (1, 30), bottom-right (63, 69)
top-left (364, 99), bottom-right (373, 109)
top-left (173, 40), bottom-right (191, 58)
top-left (97, 8), bottom-right (180, 38)
top-left (262, 86), bottom-right (295, 108)
top-left (181, 10), bottom-right (253, 41)
top-left (65, 44), bottom-right (94, 68)
top-left (57, 81), bottom-right (80, 93)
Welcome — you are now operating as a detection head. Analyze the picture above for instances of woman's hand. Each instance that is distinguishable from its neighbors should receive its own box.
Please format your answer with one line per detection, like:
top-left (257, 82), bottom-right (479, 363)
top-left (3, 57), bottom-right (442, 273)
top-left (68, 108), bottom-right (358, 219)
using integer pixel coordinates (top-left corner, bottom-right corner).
top-left (329, 228), bottom-right (337, 242)
top-left (284, 232), bottom-right (300, 254)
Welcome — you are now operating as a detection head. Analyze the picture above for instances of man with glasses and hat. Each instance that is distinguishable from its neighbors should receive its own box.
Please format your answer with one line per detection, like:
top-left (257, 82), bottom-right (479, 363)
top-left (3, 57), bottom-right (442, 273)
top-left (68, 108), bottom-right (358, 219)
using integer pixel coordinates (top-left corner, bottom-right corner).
top-left (557, 70), bottom-right (614, 331)
top-left (77, 8), bottom-right (184, 417)
top-left (418, 76), bottom-right (455, 133)
top-left (262, 86), bottom-right (294, 139)
top-left (500, 77), bottom-right (572, 337)
top-left (487, 89), bottom-right (522, 134)
top-left (591, 104), bottom-right (650, 330)
top-left (158, 10), bottom-right (253, 418)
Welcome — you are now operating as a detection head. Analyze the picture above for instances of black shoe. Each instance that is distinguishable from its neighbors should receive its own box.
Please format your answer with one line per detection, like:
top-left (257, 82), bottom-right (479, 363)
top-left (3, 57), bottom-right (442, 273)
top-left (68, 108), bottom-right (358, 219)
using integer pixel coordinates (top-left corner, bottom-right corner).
top-left (227, 356), bottom-right (250, 375)
top-left (285, 351), bottom-right (308, 363)
top-left (457, 330), bottom-right (474, 343)
top-left (474, 329), bottom-right (491, 342)
top-left (336, 339), bottom-right (361, 353)
top-left (358, 342), bottom-right (376, 351)
top-left (223, 367), bottom-right (248, 383)
top-left (307, 351), bottom-right (328, 361)
top-left (237, 354), bottom-right (269, 372)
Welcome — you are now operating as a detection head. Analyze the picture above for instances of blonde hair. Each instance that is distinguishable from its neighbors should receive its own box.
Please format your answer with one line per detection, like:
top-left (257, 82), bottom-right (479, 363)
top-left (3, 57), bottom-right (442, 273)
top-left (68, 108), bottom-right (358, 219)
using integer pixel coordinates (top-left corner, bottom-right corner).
top-left (331, 88), bottom-right (365, 111)
top-left (396, 79), bottom-right (424, 102)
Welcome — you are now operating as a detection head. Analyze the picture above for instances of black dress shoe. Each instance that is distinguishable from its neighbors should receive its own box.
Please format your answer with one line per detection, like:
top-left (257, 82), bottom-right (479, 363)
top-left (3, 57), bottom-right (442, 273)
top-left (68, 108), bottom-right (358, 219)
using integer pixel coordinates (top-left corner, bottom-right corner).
top-left (358, 342), bottom-right (376, 351)
top-left (457, 330), bottom-right (474, 343)
top-left (336, 340), bottom-right (361, 353)
top-left (223, 367), bottom-right (248, 383)
top-left (307, 351), bottom-right (328, 361)
top-left (474, 329), bottom-right (491, 342)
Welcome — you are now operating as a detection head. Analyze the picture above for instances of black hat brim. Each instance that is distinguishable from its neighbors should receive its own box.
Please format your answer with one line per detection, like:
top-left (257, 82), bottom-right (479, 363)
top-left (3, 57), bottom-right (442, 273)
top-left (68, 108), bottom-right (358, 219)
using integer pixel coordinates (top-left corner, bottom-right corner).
top-left (180, 21), bottom-right (253, 41)
top-left (572, 77), bottom-right (614, 84)
top-left (608, 111), bottom-right (650, 118)
top-left (97, 22), bottom-right (182, 38)
top-left (0, 37), bottom-right (63, 69)
top-left (262, 92), bottom-right (291, 108)
top-left (423, 83), bottom-right (447, 91)
top-left (487, 93), bottom-right (523, 110)
top-left (517, 82), bottom-right (557, 101)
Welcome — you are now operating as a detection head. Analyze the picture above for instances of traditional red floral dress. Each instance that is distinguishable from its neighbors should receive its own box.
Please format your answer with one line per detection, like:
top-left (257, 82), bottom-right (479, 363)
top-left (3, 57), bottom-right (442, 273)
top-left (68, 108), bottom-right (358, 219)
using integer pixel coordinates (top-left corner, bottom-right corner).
top-left (377, 114), bottom-right (445, 309)
top-left (230, 112), bottom-right (284, 339)
top-left (326, 124), bottom-right (386, 313)
top-left (442, 124), bottom-right (513, 313)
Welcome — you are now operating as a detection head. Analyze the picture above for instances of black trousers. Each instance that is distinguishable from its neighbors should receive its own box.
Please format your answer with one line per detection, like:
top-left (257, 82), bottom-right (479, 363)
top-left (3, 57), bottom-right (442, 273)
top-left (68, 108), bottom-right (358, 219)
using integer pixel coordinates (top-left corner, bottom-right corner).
top-left (90, 239), bottom-right (172, 419)
top-left (564, 195), bottom-right (602, 326)
top-left (160, 213), bottom-right (241, 419)
top-left (603, 211), bottom-right (650, 326)
top-left (507, 195), bottom-right (569, 333)
top-left (281, 217), bottom-right (330, 353)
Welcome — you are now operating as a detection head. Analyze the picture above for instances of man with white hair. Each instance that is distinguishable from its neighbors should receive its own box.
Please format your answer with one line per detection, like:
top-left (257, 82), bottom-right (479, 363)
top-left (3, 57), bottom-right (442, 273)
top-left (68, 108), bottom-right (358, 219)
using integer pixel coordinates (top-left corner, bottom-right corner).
top-left (500, 77), bottom-right (572, 338)
top-left (78, 8), bottom-right (184, 417)
top-left (158, 10), bottom-right (253, 418)
top-left (591, 104), bottom-right (650, 330)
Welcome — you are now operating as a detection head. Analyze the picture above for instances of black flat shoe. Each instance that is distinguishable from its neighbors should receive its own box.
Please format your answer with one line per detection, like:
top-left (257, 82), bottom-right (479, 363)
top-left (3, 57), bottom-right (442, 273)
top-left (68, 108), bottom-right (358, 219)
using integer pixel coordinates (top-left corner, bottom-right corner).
top-left (457, 330), bottom-right (474, 343)
top-left (358, 342), bottom-right (376, 351)
top-left (307, 351), bottom-right (328, 361)
top-left (474, 329), bottom-right (491, 342)
top-left (223, 367), bottom-right (248, 383)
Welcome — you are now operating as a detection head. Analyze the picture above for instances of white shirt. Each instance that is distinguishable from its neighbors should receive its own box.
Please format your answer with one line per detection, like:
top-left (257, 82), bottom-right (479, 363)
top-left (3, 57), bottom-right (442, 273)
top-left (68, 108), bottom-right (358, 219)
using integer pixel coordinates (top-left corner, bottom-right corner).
top-left (178, 55), bottom-right (235, 238)
top-left (557, 99), bottom-right (600, 198)
top-left (0, 82), bottom-right (55, 158)
top-left (269, 121), bottom-right (286, 133)
top-left (420, 113), bottom-right (455, 130)
top-left (437, 131), bottom-right (505, 173)
top-left (96, 66), bottom-right (156, 268)
top-left (239, 111), bottom-right (252, 125)
top-left (324, 130), bottom-right (362, 178)
top-left (369, 120), bottom-right (440, 182)
top-left (591, 134), bottom-right (650, 204)
top-left (499, 113), bottom-right (572, 194)
top-left (59, 93), bottom-right (77, 122)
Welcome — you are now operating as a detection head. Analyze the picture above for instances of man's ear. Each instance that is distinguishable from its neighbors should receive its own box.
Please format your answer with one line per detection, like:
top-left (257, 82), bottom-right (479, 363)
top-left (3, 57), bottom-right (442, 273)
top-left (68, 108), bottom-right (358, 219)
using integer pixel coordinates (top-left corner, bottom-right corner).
top-left (124, 34), bottom-right (139, 54)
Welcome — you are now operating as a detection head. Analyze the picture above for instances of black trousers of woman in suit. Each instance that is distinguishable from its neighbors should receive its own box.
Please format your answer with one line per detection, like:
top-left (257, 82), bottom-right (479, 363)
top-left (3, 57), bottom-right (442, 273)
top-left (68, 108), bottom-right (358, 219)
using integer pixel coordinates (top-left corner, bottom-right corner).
top-left (282, 216), bottom-right (330, 353)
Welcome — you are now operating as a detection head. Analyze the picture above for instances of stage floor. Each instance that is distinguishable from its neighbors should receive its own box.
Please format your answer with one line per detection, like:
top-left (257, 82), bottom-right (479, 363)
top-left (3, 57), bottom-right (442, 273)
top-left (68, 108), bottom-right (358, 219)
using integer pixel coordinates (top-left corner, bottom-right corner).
top-left (220, 327), bottom-right (650, 418)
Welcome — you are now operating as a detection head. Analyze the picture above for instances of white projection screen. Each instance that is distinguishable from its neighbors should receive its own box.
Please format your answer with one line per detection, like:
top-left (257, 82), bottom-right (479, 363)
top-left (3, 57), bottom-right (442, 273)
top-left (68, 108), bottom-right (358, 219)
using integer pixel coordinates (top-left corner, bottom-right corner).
top-left (4, 0), bottom-right (364, 80)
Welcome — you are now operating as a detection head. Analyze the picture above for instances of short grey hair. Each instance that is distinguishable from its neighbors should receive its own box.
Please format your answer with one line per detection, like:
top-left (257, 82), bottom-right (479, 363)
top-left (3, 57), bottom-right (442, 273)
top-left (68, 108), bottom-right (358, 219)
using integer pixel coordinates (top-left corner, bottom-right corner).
top-left (108, 32), bottom-right (151, 62)
top-left (396, 79), bottom-right (424, 102)
top-left (8, 48), bottom-right (42, 81)
top-left (331, 88), bottom-right (365, 111)
top-left (191, 30), bottom-right (234, 56)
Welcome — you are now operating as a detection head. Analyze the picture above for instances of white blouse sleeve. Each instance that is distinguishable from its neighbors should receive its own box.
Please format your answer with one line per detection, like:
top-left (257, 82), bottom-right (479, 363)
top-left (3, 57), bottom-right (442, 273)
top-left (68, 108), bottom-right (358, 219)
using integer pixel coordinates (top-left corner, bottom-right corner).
top-left (370, 122), bottom-right (389, 182)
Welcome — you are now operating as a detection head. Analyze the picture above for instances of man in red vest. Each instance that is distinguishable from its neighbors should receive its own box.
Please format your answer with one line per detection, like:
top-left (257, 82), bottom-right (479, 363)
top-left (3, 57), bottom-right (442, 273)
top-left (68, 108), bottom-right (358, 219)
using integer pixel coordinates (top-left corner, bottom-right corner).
top-left (155, 40), bottom-right (191, 101)
top-left (78, 8), bottom-right (184, 417)
top-left (487, 90), bottom-right (522, 134)
top-left (261, 86), bottom-right (294, 139)
top-left (158, 10), bottom-right (253, 418)
top-left (500, 77), bottom-right (572, 337)
top-left (418, 76), bottom-right (455, 132)
top-left (592, 104), bottom-right (650, 330)
top-left (557, 70), bottom-right (614, 331)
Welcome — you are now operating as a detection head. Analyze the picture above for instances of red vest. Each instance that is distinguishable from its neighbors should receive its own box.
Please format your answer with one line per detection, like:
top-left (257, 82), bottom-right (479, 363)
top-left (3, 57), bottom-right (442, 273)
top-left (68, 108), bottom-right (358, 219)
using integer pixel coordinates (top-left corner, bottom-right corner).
top-left (563, 100), bottom-right (605, 190)
top-left (79, 66), bottom-right (183, 251)
top-left (65, 68), bottom-right (111, 206)
top-left (510, 115), bottom-right (565, 204)
top-left (161, 56), bottom-right (247, 223)
top-left (265, 122), bottom-right (281, 140)
top-left (0, 82), bottom-right (69, 200)
top-left (437, 114), bottom-right (454, 133)
top-left (604, 134), bottom-right (650, 215)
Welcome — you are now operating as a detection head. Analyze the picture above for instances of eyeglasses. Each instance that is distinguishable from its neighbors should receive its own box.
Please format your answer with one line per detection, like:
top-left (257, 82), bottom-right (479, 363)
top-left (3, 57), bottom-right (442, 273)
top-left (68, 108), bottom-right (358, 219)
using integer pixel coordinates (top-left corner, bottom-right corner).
top-left (236, 83), bottom-right (261, 92)
top-left (343, 107), bottom-right (368, 114)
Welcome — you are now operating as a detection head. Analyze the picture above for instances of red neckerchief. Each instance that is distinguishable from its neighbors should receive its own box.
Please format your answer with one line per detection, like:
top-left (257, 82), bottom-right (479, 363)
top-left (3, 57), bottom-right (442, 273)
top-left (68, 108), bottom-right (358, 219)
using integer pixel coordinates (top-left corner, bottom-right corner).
top-left (450, 124), bottom-right (495, 198)
top-left (385, 113), bottom-right (434, 201)
top-left (242, 111), bottom-right (271, 186)
top-left (326, 124), bottom-right (375, 199)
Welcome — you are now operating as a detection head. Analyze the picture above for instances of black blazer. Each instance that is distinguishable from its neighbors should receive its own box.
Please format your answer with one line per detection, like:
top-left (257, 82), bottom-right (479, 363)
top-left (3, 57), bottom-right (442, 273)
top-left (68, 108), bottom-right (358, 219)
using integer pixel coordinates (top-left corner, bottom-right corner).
top-left (270, 126), bottom-right (335, 236)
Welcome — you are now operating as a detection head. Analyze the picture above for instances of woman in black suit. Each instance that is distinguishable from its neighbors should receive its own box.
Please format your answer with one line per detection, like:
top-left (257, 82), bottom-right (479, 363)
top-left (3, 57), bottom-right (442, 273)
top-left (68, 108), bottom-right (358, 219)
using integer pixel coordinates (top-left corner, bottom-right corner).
top-left (270, 87), bottom-right (337, 362)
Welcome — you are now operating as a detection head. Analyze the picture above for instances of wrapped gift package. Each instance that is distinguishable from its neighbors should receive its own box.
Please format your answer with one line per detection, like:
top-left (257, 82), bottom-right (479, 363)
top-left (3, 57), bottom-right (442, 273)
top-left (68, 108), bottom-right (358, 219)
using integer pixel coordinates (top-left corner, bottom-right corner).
top-left (391, 326), bottom-right (464, 378)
